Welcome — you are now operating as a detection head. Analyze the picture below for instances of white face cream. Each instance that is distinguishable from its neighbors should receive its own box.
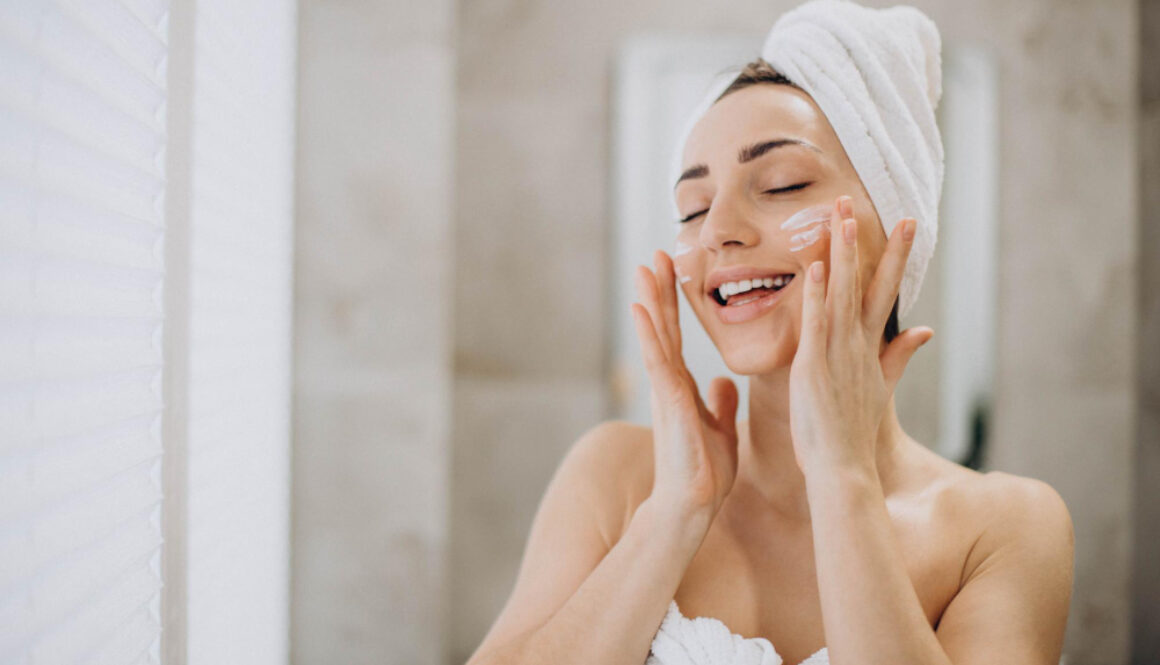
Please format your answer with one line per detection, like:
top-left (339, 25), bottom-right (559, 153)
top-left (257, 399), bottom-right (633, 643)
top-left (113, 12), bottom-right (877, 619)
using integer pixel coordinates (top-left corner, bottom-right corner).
top-left (780, 203), bottom-right (833, 252)
top-left (672, 252), bottom-right (694, 284)
top-left (780, 203), bottom-right (832, 230)
top-left (788, 224), bottom-right (831, 252)
top-left (673, 240), bottom-right (695, 283)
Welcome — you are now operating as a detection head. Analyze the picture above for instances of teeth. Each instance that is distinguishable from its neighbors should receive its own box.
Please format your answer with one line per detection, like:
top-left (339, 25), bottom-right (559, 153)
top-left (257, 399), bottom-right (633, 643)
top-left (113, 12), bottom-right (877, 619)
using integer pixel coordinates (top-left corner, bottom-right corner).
top-left (715, 274), bottom-right (793, 301)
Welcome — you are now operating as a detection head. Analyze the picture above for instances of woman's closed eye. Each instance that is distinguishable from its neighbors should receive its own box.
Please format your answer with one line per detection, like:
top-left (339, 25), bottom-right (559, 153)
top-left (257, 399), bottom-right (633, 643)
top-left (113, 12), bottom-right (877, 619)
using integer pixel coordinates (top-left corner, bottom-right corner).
top-left (676, 181), bottom-right (814, 224)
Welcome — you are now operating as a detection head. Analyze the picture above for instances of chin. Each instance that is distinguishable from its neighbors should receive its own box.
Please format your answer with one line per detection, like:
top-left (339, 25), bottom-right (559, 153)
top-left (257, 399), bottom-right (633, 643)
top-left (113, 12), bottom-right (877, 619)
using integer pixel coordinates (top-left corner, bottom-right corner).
top-left (688, 294), bottom-right (802, 376)
top-left (716, 331), bottom-right (797, 376)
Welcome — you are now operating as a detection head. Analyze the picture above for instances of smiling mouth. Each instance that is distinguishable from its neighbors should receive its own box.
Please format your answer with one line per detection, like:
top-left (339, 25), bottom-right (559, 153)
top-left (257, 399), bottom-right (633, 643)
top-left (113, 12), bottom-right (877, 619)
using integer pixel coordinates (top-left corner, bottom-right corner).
top-left (712, 274), bottom-right (795, 306)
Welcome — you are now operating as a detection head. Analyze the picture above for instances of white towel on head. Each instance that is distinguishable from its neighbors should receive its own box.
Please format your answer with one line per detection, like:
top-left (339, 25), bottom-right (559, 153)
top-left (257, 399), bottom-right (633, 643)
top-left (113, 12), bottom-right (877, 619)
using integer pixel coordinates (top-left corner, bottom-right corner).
top-left (669, 0), bottom-right (944, 319)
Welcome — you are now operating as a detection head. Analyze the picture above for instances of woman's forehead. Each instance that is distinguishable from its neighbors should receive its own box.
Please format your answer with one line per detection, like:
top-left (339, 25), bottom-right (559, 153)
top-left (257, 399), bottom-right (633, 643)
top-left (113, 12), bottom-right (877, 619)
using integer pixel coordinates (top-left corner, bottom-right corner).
top-left (682, 84), bottom-right (839, 167)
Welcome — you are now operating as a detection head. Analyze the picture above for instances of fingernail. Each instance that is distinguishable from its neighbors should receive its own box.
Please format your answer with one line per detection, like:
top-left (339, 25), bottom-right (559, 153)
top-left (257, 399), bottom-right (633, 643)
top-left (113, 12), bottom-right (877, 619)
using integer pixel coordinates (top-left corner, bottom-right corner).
top-left (839, 196), bottom-right (853, 218)
top-left (810, 261), bottom-right (824, 282)
top-left (843, 218), bottom-right (856, 244)
top-left (903, 218), bottom-right (916, 241)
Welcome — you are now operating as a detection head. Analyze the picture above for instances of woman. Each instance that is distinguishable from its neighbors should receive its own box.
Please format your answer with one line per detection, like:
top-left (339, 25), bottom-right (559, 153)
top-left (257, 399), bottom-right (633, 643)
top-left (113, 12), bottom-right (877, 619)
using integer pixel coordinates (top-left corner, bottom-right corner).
top-left (466, 2), bottom-right (1074, 664)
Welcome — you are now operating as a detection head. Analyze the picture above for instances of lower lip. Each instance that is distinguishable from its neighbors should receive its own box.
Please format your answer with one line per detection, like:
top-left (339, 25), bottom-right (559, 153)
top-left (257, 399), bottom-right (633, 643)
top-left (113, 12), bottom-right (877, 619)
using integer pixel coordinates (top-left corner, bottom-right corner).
top-left (714, 278), bottom-right (795, 324)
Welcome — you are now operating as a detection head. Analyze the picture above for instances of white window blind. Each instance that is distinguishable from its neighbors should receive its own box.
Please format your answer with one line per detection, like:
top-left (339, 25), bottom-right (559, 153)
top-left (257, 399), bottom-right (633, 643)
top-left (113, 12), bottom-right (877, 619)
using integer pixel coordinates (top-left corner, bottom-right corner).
top-left (184, 1), bottom-right (295, 663)
top-left (0, 1), bottom-right (170, 664)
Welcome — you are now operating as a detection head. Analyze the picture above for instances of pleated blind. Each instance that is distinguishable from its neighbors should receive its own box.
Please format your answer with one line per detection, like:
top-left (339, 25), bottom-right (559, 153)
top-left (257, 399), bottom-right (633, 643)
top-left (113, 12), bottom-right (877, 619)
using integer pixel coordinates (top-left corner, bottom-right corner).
top-left (0, 1), bottom-right (170, 664)
top-left (184, 1), bottom-right (295, 662)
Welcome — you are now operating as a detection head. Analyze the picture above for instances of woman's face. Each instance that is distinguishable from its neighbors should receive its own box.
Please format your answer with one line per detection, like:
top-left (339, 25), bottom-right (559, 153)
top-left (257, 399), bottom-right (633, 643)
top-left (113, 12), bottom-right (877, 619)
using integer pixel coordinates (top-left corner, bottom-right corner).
top-left (673, 83), bottom-right (888, 375)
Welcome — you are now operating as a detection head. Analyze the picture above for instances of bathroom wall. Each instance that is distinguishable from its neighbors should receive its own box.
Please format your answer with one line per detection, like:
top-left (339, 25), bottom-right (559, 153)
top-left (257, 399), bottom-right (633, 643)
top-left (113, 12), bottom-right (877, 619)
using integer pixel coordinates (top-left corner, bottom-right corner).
top-left (1134, 0), bottom-right (1159, 660)
top-left (446, 1), bottom-right (1138, 664)
top-left (978, 0), bottom-right (1138, 661)
top-left (291, 2), bottom-right (455, 664)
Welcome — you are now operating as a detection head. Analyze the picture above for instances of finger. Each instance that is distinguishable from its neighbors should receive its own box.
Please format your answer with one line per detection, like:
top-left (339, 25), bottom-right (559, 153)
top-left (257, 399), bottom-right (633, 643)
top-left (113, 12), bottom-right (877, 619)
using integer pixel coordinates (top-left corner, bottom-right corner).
top-left (630, 303), bottom-right (682, 397)
top-left (631, 302), bottom-right (667, 371)
top-left (678, 363), bottom-right (713, 421)
top-left (879, 326), bottom-right (934, 394)
top-left (827, 195), bottom-right (858, 336)
top-left (864, 218), bottom-right (916, 336)
top-left (635, 265), bottom-right (672, 361)
top-left (656, 252), bottom-right (709, 417)
top-left (654, 250), bottom-right (683, 357)
top-left (634, 300), bottom-right (714, 423)
top-left (704, 376), bottom-right (739, 440)
top-left (799, 259), bottom-right (828, 360)
top-left (635, 270), bottom-right (713, 420)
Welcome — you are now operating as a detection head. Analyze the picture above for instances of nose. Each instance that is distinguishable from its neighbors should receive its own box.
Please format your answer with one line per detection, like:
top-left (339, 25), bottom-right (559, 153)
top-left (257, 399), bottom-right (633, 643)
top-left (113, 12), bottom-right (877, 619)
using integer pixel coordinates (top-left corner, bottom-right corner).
top-left (697, 190), bottom-right (761, 252)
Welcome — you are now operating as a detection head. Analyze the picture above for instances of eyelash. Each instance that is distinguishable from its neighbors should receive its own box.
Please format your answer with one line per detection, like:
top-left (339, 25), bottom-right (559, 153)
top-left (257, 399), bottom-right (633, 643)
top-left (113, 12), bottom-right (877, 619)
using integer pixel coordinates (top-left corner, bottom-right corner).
top-left (677, 182), bottom-right (813, 224)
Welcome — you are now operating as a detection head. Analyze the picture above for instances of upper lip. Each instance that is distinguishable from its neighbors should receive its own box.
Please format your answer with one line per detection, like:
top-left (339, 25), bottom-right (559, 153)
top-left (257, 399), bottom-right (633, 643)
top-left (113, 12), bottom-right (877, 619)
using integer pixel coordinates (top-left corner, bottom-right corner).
top-left (705, 265), bottom-right (797, 298)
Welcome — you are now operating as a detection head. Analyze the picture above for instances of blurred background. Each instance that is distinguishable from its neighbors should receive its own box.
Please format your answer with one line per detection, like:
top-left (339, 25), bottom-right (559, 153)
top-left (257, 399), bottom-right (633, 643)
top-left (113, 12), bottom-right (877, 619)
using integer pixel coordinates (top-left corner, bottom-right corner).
top-left (2, 0), bottom-right (1157, 664)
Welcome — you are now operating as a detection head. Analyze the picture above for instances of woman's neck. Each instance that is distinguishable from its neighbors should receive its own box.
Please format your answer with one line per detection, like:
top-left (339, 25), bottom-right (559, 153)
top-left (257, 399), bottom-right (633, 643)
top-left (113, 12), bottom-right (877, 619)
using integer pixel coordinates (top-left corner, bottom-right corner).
top-left (736, 366), bottom-right (909, 522)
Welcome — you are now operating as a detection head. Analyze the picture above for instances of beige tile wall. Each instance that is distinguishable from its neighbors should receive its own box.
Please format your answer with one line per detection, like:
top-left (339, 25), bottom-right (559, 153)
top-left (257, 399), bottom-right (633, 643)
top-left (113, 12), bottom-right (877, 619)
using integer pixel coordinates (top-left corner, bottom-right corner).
top-left (291, 2), bottom-right (455, 664)
top-left (1134, 0), bottom-right (1160, 659)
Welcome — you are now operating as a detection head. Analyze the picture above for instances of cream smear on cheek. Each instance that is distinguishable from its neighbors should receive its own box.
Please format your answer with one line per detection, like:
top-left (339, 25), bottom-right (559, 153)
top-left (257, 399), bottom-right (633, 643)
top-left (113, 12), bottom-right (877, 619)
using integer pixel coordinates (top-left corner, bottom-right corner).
top-left (669, 204), bottom-right (829, 284)
top-left (673, 240), bottom-right (693, 283)
top-left (780, 203), bottom-right (833, 252)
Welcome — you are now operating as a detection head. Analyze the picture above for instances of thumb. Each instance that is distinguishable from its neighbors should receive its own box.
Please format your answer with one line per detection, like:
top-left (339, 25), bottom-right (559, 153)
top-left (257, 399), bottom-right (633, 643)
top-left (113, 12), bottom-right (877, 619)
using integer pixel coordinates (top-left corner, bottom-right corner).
top-left (880, 326), bottom-right (934, 393)
top-left (705, 376), bottom-right (739, 438)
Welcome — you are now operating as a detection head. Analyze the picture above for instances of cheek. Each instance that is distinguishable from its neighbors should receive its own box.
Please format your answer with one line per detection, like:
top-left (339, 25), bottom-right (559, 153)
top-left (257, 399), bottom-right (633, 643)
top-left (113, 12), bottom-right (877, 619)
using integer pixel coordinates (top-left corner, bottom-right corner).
top-left (672, 236), bottom-right (698, 285)
top-left (787, 227), bottom-right (833, 274)
top-left (780, 204), bottom-right (832, 252)
top-left (785, 216), bottom-right (833, 254)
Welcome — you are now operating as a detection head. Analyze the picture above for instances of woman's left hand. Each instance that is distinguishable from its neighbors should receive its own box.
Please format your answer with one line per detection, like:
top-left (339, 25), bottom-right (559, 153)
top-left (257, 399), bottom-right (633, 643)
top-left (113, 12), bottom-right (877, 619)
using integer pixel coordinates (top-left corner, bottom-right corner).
top-left (787, 195), bottom-right (934, 476)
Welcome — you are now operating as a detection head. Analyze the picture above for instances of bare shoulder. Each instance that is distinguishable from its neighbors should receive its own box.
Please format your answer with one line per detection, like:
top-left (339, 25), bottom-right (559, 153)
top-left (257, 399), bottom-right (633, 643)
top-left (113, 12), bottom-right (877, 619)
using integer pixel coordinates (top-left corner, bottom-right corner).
top-left (968, 470), bottom-right (1074, 553)
top-left (463, 421), bottom-right (655, 661)
top-left (927, 462), bottom-right (1075, 585)
top-left (902, 444), bottom-right (1070, 526)
top-left (925, 466), bottom-right (1075, 660)
top-left (560, 420), bottom-right (656, 549)
top-left (935, 465), bottom-right (1072, 537)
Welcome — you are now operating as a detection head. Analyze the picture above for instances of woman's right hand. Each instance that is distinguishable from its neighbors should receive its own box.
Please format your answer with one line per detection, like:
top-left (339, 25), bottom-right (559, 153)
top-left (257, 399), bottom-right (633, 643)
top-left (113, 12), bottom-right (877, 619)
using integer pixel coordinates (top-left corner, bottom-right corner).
top-left (631, 249), bottom-right (741, 524)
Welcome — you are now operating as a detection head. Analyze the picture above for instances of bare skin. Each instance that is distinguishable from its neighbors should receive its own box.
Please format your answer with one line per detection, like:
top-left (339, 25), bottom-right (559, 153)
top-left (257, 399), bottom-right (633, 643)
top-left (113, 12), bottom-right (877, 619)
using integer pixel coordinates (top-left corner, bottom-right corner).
top-left (466, 83), bottom-right (1074, 665)
top-left (608, 419), bottom-right (1021, 665)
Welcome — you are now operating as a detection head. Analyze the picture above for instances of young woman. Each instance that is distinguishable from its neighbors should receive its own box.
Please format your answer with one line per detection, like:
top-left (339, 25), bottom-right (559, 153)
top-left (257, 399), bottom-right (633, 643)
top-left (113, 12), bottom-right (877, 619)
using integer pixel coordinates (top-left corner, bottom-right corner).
top-left (466, 3), bottom-right (1074, 664)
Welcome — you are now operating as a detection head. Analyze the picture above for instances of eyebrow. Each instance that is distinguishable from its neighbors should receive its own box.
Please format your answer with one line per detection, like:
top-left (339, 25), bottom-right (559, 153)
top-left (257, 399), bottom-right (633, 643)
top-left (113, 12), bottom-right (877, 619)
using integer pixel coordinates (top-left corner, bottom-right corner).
top-left (673, 138), bottom-right (822, 190)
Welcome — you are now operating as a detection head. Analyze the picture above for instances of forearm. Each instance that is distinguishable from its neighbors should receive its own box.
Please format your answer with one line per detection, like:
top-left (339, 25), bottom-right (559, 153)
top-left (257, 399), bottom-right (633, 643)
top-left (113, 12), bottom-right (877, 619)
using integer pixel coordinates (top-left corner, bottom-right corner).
top-left (804, 463), bottom-right (953, 665)
top-left (475, 497), bottom-right (711, 665)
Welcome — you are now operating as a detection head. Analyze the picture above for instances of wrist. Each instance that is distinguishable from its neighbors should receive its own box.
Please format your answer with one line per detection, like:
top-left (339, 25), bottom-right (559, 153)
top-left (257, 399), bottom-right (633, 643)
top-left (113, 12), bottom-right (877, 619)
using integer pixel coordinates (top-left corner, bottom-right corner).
top-left (799, 444), bottom-right (876, 481)
top-left (638, 494), bottom-right (714, 549)
top-left (803, 456), bottom-right (882, 498)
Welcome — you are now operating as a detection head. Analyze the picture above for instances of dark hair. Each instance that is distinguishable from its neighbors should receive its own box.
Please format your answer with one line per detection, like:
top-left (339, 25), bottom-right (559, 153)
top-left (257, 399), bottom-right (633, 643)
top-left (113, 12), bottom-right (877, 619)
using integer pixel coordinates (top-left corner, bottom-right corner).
top-left (717, 57), bottom-right (902, 343)
top-left (715, 57), bottom-right (801, 101)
